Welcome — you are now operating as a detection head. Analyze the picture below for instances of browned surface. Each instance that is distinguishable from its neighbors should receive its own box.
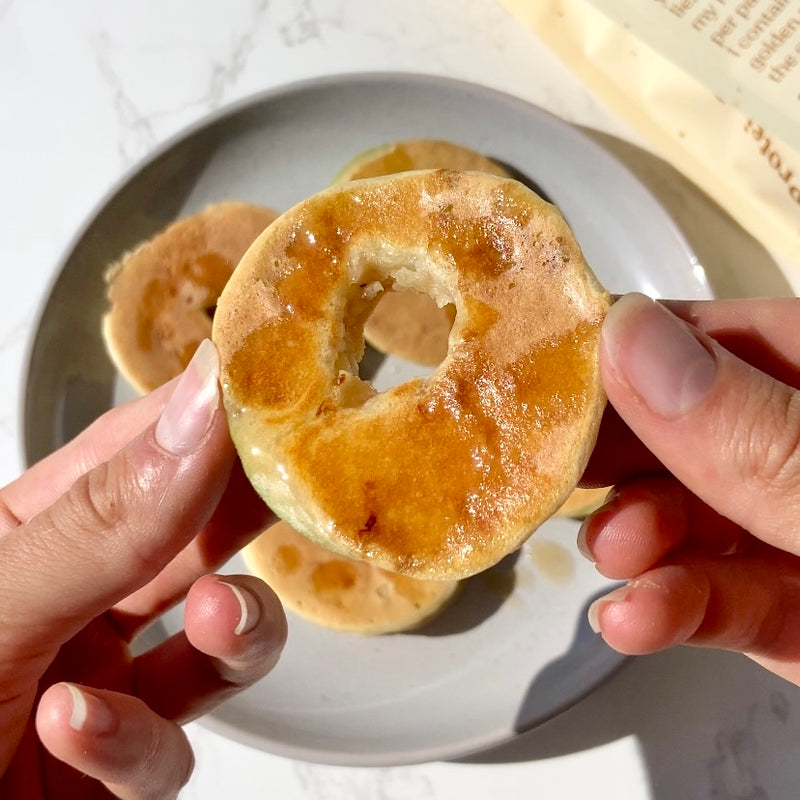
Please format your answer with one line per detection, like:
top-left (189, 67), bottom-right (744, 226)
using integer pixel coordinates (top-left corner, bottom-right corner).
top-left (335, 139), bottom-right (511, 183)
top-left (292, 323), bottom-right (598, 573)
top-left (243, 521), bottom-right (459, 634)
top-left (103, 202), bottom-right (278, 394)
top-left (214, 170), bottom-right (609, 579)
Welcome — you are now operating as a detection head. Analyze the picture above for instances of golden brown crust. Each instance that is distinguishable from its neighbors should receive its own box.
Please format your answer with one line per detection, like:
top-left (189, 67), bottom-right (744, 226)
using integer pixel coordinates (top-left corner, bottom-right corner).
top-left (213, 170), bottom-right (610, 580)
top-left (333, 139), bottom-right (511, 184)
top-left (103, 202), bottom-right (278, 394)
top-left (338, 140), bottom-right (509, 367)
top-left (243, 520), bottom-right (460, 634)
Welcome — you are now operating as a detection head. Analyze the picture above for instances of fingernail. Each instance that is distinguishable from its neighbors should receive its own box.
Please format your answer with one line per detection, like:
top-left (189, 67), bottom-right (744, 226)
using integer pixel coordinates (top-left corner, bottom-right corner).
top-left (577, 519), bottom-right (594, 561)
top-left (576, 488), bottom-right (617, 562)
top-left (64, 683), bottom-right (117, 735)
top-left (602, 293), bottom-right (717, 419)
top-left (218, 580), bottom-right (260, 635)
top-left (155, 339), bottom-right (220, 455)
top-left (587, 585), bottom-right (629, 633)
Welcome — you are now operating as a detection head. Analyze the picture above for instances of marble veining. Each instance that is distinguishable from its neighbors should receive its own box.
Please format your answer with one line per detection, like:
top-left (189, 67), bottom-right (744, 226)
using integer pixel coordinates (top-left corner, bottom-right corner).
top-left (707, 690), bottom-right (791, 800)
top-left (4, 1), bottom-right (800, 798)
top-left (92, 32), bottom-right (159, 166)
top-left (279, 0), bottom-right (344, 47)
top-left (90, 0), bottom-right (273, 166)
top-left (295, 763), bottom-right (435, 799)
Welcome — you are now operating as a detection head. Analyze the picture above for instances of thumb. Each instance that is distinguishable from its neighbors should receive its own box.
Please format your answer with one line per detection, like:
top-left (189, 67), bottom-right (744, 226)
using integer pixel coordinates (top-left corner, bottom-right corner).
top-left (601, 293), bottom-right (800, 555)
top-left (0, 341), bottom-right (235, 670)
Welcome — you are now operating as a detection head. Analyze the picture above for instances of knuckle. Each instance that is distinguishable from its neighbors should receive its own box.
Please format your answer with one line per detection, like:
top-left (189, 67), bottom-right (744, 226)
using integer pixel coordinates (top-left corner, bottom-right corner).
top-left (758, 389), bottom-right (800, 488)
top-left (48, 451), bottom-right (167, 575)
top-left (725, 382), bottom-right (800, 492)
top-left (69, 460), bottom-right (130, 533)
top-left (138, 720), bottom-right (194, 799)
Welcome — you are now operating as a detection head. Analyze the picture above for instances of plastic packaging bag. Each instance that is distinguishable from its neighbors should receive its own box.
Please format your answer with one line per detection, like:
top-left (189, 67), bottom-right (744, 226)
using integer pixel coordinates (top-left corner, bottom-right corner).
top-left (501, 0), bottom-right (800, 292)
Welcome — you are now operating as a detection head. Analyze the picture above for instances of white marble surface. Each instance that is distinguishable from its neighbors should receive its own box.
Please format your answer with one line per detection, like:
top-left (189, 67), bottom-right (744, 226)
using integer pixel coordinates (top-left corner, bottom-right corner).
top-left (3, 1), bottom-right (799, 798)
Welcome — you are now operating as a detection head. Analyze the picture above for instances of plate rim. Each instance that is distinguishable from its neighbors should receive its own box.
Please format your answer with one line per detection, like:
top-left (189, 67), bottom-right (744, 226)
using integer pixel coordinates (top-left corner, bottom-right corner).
top-left (21, 70), bottom-right (712, 767)
top-left (21, 70), bottom-right (711, 466)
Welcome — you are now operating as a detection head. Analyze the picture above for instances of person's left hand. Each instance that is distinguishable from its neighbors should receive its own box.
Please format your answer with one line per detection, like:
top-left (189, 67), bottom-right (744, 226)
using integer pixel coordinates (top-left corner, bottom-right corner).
top-left (0, 340), bottom-right (287, 798)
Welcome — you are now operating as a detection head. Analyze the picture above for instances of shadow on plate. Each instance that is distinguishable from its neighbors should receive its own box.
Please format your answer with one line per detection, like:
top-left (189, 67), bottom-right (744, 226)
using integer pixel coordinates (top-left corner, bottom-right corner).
top-left (457, 640), bottom-right (798, 798)
top-left (358, 343), bottom-right (389, 382)
top-left (511, 586), bottom-right (626, 733)
top-left (580, 128), bottom-right (794, 300)
top-left (409, 550), bottom-right (520, 637)
top-left (489, 158), bottom-right (555, 206)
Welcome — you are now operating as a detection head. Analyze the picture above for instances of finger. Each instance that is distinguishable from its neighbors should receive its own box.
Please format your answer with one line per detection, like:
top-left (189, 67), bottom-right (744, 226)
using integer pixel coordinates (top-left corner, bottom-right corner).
top-left (578, 476), bottom-right (747, 579)
top-left (0, 341), bottom-right (232, 667)
top-left (588, 564), bottom-right (710, 655)
top-left (578, 477), bottom-right (686, 579)
top-left (1, 377), bottom-right (177, 530)
top-left (132, 575), bottom-right (287, 723)
top-left (110, 461), bottom-right (276, 640)
top-left (662, 297), bottom-right (800, 389)
top-left (587, 551), bottom-right (800, 685)
top-left (600, 293), bottom-right (800, 555)
top-left (579, 404), bottom-right (663, 489)
top-left (584, 296), bottom-right (800, 487)
top-left (36, 683), bottom-right (194, 800)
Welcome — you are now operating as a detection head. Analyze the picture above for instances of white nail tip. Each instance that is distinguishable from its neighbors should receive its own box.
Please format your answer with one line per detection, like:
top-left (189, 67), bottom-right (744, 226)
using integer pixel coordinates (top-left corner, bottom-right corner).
top-left (220, 581), bottom-right (249, 635)
top-left (66, 683), bottom-right (88, 731)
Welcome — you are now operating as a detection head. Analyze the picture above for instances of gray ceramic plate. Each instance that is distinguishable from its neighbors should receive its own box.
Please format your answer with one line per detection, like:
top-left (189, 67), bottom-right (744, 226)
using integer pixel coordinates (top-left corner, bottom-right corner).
top-left (24, 73), bottom-right (711, 766)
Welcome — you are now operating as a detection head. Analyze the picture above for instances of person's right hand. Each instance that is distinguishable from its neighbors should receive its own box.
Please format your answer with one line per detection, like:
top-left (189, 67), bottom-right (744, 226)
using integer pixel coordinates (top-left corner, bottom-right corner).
top-left (579, 293), bottom-right (800, 685)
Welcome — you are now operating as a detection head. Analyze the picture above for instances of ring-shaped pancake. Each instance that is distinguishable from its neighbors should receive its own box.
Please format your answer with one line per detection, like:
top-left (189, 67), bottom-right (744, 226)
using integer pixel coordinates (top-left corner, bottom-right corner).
top-left (213, 170), bottom-right (610, 580)
top-left (334, 139), bottom-right (511, 367)
top-left (243, 520), bottom-right (460, 634)
top-left (103, 202), bottom-right (278, 394)
top-left (332, 138), bottom-right (510, 184)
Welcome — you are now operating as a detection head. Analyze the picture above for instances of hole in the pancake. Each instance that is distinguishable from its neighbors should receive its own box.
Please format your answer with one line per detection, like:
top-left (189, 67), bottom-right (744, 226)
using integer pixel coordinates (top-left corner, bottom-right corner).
top-left (339, 251), bottom-right (457, 395)
top-left (359, 288), bottom-right (455, 389)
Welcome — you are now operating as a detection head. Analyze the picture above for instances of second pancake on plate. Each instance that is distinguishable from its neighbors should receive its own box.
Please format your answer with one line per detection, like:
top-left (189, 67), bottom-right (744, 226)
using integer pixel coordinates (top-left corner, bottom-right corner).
top-left (335, 139), bottom-right (510, 367)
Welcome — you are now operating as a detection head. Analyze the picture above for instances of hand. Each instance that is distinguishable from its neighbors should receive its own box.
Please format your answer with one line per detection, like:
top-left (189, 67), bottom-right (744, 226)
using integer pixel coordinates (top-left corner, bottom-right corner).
top-left (580, 292), bottom-right (800, 685)
top-left (0, 340), bottom-right (287, 798)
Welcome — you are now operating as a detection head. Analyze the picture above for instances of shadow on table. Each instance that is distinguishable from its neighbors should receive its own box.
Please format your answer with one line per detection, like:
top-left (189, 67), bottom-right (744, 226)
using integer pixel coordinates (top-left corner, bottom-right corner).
top-left (454, 132), bottom-right (799, 796)
top-left (456, 639), bottom-right (796, 799)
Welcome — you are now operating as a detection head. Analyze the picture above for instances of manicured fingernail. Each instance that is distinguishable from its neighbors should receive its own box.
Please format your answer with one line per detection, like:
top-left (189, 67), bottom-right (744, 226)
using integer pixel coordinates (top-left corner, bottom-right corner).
top-left (587, 585), bottom-right (629, 633)
top-left (64, 683), bottom-right (116, 735)
top-left (218, 581), bottom-right (260, 635)
top-left (602, 293), bottom-right (717, 419)
top-left (155, 339), bottom-right (220, 454)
